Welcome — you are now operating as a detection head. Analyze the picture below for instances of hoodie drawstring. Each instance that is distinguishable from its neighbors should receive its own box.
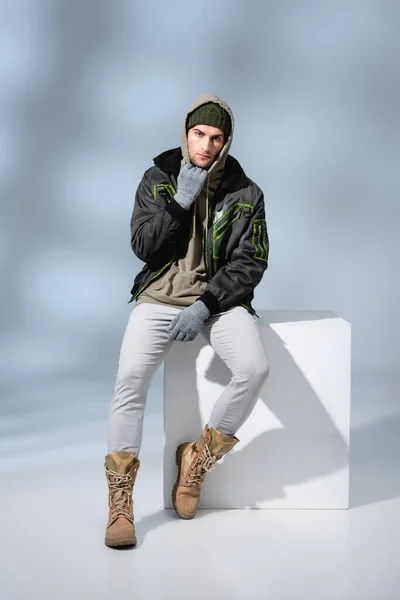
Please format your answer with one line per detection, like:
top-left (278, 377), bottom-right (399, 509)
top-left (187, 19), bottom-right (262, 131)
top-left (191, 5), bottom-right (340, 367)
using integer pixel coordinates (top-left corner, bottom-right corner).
top-left (192, 198), bottom-right (195, 237)
top-left (192, 173), bottom-right (210, 238)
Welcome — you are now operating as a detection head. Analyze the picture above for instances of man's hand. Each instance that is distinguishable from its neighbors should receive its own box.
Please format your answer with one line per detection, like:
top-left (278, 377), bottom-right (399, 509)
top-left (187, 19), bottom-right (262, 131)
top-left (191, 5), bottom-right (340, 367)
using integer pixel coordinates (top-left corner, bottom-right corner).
top-left (167, 301), bottom-right (211, 342)
top-left (174, 159), bottom-right (208, 210)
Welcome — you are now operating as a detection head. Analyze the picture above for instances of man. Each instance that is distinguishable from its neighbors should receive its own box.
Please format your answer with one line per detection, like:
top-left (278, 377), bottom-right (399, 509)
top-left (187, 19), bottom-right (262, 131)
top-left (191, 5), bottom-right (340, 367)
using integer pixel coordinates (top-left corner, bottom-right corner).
top-left (104, 94), bottom-right (270, 548)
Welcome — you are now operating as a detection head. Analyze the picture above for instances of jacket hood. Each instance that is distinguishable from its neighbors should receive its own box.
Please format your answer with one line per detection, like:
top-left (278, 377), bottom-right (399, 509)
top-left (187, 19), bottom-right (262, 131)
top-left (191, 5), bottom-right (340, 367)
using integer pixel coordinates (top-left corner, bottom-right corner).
top-left (181, 93), bottom-right (235, 173)
top-left (180, 94), bottom-right (235, 237)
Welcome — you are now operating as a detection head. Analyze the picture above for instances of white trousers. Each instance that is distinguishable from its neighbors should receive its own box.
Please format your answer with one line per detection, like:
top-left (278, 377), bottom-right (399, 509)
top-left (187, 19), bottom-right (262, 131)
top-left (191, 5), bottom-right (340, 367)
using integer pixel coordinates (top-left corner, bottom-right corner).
top-left (107, 302), bottom-right (270, 457)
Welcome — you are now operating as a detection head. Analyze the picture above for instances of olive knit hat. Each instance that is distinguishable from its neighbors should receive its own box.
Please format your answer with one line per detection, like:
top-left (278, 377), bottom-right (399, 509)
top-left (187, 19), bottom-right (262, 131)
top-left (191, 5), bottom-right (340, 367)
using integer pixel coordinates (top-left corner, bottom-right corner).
top-left (186, 101), bottom-right (231, 139)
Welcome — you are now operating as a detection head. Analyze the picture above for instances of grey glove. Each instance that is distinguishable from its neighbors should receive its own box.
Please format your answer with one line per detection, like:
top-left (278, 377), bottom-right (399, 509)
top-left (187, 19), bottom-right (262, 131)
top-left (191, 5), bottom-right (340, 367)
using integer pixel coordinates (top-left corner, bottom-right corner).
top-left (167, 300), bottom-right (211, 342)
top-left (174, 159), bottom-right (208, 210)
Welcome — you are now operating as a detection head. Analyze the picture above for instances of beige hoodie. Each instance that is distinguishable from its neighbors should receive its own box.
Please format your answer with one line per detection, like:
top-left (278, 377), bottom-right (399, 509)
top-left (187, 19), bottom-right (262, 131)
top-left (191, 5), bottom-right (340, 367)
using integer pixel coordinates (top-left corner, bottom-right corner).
top-left (135, 94), bottom-right (235, 310)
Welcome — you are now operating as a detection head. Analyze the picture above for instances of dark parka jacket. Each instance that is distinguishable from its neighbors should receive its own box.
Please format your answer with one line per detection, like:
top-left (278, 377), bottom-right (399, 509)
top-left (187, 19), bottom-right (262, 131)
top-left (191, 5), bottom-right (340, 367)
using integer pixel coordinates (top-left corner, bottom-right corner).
top-left (128, 146), bottom-right (269, 318)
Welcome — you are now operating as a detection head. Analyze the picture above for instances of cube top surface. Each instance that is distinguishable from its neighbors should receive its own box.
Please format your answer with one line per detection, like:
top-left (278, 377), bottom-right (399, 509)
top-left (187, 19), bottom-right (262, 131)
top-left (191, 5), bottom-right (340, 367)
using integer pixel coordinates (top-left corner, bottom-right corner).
top-left (255, 310), bottom-right (350, 326)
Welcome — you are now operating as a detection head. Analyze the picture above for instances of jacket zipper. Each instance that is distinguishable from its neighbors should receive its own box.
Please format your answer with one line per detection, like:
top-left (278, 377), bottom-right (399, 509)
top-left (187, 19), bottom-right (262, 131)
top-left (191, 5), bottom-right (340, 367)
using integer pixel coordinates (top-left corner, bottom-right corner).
top-left (206, 202), bottom-right (258, 318)
top-left (204, 202), bottom-right (212, 280)
top-left (241, 303), bottom-right (259, 318)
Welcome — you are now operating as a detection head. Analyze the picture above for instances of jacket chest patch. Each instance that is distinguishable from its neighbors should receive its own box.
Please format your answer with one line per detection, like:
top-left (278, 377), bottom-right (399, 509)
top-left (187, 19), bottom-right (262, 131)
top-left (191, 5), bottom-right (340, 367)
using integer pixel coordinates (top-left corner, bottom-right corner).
top-left (213, 208), bottom-right (226, 224)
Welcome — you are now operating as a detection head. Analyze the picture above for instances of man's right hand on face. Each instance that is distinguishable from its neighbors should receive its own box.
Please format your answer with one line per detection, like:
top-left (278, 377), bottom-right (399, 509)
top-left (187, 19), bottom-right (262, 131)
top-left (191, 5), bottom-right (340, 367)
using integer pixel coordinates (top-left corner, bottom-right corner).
top-left (174, 158), bottom-right (208, 210)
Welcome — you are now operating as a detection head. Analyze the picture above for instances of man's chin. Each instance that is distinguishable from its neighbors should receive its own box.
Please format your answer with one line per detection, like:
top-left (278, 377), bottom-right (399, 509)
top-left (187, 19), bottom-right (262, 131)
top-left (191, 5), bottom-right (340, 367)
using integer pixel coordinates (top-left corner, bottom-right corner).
top-left (191, 157), bottom-right (213, 169)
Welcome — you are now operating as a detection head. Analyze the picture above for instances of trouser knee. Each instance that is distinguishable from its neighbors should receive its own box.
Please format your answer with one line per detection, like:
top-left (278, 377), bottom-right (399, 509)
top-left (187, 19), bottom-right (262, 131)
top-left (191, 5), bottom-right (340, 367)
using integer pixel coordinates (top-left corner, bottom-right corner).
top-left (241, 360), bottom-right (270, 386)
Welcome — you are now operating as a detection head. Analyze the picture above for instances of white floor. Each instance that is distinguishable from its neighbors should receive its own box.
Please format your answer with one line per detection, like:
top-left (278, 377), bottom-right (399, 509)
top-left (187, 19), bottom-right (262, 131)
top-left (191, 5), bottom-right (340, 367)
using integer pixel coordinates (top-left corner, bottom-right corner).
top-left (0, 370), bottom-right (399, 600)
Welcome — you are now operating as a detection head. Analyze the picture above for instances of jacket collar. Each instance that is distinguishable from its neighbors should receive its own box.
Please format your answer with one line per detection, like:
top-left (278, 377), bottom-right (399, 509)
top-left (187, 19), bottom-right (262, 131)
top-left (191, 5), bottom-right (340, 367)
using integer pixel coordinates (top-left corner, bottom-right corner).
top-left (153, 147), bottom-right (249, 193)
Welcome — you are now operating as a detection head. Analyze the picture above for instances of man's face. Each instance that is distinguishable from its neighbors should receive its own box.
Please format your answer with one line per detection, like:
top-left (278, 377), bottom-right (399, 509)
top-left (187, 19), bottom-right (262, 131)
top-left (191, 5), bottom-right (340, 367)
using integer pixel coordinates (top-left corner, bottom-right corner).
top-left (187, 124), bottom-right (225, 169)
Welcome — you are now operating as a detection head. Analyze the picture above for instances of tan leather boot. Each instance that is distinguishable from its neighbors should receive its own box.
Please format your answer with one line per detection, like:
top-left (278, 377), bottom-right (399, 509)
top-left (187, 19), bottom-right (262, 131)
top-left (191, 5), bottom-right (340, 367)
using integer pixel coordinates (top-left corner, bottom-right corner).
top-left (172, 424), bottom-right (239, 519)
top-left (104, 451), bottom-right (140, 547)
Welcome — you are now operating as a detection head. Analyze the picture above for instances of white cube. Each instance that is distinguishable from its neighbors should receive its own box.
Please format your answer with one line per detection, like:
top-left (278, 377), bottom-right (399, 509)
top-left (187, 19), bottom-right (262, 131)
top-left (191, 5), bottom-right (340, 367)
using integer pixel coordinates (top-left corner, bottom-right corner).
top-left (163, 310), bottom-right (351, 509)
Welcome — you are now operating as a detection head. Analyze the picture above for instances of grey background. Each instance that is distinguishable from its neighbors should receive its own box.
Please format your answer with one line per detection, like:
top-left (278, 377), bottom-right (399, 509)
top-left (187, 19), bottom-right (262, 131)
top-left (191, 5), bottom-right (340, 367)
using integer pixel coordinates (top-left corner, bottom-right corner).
top-left (1, 0), bottom-right (399, 378)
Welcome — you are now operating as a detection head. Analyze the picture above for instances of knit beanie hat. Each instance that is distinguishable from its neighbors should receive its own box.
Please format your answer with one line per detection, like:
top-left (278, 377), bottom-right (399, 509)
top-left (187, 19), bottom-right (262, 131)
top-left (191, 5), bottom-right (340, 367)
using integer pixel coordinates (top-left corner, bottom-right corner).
top-left (186, 102), bottom-right (231, 139)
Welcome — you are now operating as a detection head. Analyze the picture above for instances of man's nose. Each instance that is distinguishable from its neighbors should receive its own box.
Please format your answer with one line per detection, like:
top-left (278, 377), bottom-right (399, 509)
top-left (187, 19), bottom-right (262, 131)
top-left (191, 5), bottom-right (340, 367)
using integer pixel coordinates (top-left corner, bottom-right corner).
top-left (202, 138), bottom-right (212, 152)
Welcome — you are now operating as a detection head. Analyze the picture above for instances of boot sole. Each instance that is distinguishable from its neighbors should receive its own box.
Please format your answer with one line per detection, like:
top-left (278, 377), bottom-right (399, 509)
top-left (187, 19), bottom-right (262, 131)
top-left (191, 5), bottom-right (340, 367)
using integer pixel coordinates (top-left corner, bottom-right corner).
top-left (105, 537), bottom-right (136, 548)
top-left (172, 443), bottom-right (194, 520)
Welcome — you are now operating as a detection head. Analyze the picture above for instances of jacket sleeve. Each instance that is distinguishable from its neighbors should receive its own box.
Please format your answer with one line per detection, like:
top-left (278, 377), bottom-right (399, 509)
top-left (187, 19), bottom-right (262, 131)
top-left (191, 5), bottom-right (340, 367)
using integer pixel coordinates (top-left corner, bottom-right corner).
top-left (197, 189), bottom-right (269, 315)
top-left (130, 168), bottom-right (191, 269)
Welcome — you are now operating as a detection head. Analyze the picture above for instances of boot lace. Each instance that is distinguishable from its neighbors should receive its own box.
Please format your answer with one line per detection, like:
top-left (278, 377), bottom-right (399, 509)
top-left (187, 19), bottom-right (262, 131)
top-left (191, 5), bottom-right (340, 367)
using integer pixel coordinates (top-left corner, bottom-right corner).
top-left (187, 443), bottom-right (217, 486)
top-left (106, 468), bottom-right (135, 521)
